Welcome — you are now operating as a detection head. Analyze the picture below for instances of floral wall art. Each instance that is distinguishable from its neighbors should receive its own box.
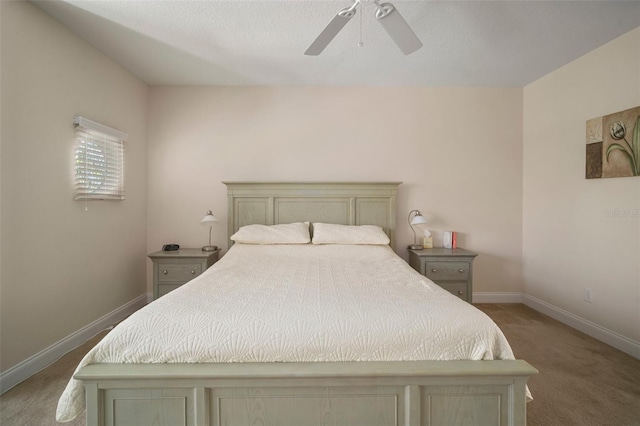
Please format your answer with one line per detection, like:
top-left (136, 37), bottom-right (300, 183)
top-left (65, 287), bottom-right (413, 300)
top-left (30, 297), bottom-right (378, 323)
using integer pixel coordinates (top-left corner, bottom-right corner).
top-left (586, 106), bottom-right (640, 179)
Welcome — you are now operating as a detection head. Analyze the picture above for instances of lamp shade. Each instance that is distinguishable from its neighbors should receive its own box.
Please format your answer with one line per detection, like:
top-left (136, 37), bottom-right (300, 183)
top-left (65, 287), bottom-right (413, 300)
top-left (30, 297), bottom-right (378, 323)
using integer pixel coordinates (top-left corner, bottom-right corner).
top-left (410, 211), bottom-right (427, 225)
top-left (200, 210), bottom-right (218, 225)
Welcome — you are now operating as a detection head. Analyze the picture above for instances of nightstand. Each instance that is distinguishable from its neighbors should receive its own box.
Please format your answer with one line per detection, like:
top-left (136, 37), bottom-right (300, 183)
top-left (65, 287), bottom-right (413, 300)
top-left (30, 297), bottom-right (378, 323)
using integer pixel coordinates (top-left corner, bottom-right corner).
top-left (148, 248), bottom-right (220, 299)
top-left (408, 248), bottom-right (478, 303)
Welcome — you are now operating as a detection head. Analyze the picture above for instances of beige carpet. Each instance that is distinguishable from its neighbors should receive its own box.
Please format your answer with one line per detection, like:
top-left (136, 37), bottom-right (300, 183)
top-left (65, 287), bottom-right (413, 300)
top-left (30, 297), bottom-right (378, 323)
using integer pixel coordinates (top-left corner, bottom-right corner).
top-left (475, 304), bottom-right (640, 426)
top-left (0, 332), bottom-right (107, 426)
top-left (1, 303), bottom-right (639, 425)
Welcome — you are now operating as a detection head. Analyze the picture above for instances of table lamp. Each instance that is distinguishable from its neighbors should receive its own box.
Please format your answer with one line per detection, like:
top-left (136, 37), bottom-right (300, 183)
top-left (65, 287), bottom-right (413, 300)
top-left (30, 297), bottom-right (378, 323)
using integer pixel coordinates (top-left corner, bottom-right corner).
top-left (200, 210), bottom-right (218, 252)
top-left (408, 209), bottom-right (426, 250)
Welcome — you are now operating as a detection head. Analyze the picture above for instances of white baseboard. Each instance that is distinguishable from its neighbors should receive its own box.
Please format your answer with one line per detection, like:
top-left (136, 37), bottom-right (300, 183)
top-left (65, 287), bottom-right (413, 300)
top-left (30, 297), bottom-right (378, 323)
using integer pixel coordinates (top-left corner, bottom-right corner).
top-left (524, 295), bottom-right (640, 360)
top-left (473, 292), bottom-right (524, 303)
top-left (0, 293), bottom-right (148, 394)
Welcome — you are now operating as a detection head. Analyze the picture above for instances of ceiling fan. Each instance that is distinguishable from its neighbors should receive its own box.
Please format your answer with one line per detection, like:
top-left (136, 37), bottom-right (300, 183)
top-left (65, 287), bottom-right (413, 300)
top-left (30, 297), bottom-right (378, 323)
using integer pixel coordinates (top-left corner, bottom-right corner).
top-left (305, 0), bottom-right (422, 56)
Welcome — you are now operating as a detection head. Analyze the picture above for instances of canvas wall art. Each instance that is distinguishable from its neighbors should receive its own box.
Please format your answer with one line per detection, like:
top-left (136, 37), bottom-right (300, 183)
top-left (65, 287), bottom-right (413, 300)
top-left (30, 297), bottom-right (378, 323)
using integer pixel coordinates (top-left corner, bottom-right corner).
top-left (586, 106), bottom-right (640, 179)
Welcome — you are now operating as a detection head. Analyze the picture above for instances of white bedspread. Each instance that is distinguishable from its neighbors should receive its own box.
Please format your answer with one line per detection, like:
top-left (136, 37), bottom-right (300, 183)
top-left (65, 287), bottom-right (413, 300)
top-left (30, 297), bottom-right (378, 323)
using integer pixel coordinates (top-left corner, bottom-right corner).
top-left (57, 244), bottom-right (519, 422)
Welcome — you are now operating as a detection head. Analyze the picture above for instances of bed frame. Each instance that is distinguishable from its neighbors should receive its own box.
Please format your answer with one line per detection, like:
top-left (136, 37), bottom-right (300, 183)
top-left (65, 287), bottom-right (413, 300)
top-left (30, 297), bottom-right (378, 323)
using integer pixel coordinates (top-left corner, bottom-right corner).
top-left (76, 182), bottom-right (537, 426)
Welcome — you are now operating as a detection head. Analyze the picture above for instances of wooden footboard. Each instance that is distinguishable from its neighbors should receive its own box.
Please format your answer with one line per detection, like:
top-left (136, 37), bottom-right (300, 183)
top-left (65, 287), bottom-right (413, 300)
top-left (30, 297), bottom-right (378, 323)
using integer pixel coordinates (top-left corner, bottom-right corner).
top-left (76, 360), bottom-right (537, 426)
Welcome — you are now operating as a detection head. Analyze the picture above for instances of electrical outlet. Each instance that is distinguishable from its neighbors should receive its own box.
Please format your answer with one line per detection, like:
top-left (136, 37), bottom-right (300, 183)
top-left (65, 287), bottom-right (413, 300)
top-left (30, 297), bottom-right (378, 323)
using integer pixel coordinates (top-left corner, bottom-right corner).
top-left (583, 288), bottom-right (593, 303)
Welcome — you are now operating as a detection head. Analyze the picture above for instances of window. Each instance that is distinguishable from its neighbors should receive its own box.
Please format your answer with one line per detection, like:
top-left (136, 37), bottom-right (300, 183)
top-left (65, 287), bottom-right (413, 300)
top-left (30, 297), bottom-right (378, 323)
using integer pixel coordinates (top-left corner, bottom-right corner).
top-left (73, 116), bottom-right (127, 200)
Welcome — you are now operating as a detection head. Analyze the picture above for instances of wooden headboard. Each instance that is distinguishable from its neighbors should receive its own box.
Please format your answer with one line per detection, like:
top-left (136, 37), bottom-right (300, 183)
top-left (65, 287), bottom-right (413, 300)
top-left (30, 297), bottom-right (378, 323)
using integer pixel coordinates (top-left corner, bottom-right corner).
top-left (223, 182), bottom-right (401, 250)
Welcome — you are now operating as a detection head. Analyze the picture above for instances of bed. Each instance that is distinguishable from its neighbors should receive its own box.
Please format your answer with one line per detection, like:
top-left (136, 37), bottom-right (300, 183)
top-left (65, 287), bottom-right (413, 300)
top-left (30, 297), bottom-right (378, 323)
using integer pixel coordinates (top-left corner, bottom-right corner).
top-left (57, 182), bottom-right (536, 426)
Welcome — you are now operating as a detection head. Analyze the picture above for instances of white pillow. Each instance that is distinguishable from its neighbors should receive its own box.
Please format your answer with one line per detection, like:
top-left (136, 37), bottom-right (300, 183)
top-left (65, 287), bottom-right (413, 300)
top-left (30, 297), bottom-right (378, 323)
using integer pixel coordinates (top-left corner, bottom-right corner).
top-left (311, 223), bottom-right (390, 245)
top-left (231, 222), bottom-right (310, 244)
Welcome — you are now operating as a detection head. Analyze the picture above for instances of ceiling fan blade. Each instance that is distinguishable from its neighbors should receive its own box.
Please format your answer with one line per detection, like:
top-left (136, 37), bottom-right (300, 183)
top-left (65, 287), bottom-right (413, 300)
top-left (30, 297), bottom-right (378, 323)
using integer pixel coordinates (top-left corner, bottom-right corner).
top-left (305, 6), bottom-right (357, 56)
top-left (375, 2), bottom-right (422, 55)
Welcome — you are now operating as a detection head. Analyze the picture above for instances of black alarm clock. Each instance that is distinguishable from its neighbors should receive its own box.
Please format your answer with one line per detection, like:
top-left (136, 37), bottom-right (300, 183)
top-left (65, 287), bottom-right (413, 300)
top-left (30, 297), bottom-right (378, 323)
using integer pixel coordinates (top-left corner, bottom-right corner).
top-left (162, 244), bottom-right (180, 251)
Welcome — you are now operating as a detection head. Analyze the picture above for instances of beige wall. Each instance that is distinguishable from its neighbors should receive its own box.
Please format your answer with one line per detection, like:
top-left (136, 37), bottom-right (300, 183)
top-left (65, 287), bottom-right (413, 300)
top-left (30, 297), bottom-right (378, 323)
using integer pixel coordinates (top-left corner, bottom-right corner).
top-left (147, 86), bottom-right (524, 295)
top-left (523, 28), bottom-right (640, 342)
top-left (0, 1), bottom-right (148, 370)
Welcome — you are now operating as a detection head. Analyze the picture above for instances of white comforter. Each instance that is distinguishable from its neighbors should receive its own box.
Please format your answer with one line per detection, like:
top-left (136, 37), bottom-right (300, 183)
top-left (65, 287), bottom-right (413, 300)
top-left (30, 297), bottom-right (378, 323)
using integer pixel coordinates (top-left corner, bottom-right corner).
top-left (57, 244), bottom-right (518, 422)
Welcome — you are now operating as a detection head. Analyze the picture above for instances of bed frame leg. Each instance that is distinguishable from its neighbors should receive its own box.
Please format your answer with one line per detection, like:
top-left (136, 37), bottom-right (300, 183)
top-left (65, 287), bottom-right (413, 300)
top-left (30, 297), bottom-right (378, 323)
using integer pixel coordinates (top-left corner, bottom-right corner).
top-left (511, 378), bottom-right (529, 426)
top-left (84, 382), bottom-right (102, 426)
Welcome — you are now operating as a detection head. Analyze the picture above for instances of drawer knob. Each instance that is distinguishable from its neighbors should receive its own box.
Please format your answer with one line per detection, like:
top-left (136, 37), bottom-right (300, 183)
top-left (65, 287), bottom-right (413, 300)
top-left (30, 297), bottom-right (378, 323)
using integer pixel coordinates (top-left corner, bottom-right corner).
top-left (162, 270), bottom-right (168, 275)
top-left (459, 269), bottom-right (465, 273)
top-left (191, 270), bottom-right (196, 275)
top-left (431, 269), bottom-right (437, 273)
top-left (458, 290), bottom-right (464, 295)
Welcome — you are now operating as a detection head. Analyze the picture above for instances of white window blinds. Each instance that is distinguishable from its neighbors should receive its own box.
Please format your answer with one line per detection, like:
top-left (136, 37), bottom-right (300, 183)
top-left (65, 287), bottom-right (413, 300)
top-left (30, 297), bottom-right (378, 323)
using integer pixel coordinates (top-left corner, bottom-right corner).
top-left (73, 116), bottom-right (127, 201)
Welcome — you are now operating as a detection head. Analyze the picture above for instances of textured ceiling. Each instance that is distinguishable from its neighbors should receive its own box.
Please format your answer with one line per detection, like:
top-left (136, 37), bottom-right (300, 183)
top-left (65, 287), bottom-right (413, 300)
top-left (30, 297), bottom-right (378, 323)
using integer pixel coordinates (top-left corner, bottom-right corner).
top-left (32, 0), bottom-right (640, 87)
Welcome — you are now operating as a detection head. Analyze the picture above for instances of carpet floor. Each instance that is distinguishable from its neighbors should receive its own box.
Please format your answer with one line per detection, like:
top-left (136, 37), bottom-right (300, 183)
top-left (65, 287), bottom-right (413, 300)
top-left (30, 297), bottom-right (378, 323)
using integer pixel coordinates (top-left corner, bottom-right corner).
top-left (1, 303), bottom-right (639, 425)
top-left (475, 304), bottom-right (640, 426)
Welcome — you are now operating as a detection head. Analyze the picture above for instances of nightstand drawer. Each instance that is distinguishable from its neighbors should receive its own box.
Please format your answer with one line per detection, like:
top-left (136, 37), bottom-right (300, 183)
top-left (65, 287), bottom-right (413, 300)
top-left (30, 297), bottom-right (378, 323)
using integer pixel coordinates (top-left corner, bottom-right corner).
top-left (149, 248), bottom-right (220, 300)
top-left (425, 261), bottom-right (470, 281)
top-left (157, 263), bottom-right (202, 282)
top-left (408, 248), bottom-right (477, 304)
top-left (438, 282), bottom-right (468, 301)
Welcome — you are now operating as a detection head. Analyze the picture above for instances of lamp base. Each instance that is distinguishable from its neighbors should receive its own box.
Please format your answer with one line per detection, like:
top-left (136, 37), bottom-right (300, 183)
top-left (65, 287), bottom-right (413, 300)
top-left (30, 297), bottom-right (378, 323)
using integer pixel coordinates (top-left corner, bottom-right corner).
top-left (408, 244), bottom-right (423, 250)
top-left (202, 245), bottom-right (218, 252)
